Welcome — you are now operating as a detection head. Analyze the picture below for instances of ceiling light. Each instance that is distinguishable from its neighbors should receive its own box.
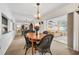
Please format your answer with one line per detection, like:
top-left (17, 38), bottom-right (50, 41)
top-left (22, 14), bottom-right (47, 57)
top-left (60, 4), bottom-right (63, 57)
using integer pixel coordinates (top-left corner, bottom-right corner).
top-left (34, 3), bottom-right (41, 20)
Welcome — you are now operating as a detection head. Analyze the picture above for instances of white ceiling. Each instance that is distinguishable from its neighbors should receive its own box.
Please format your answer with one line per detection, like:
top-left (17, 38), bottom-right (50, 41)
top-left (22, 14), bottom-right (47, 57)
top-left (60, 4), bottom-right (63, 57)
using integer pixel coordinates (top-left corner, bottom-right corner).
top-left (7, 3), bottom-right (69, 24)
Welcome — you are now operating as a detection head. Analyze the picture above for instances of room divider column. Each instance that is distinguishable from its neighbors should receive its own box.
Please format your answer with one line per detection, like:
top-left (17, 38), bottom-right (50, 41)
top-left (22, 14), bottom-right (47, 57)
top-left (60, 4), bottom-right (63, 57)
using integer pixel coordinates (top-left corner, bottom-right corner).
top-left (68, 12), bottom-right (79, 51)
top-left (73, 12), bottom-right (79, 51)
top-left (67, 12), bottom-right (74, 49)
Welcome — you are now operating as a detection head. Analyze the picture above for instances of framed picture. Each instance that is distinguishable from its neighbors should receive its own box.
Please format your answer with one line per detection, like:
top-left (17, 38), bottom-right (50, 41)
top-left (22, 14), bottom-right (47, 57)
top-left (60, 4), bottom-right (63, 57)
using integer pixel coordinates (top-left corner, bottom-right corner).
top-left (1, 14), bottom-right (8, 34)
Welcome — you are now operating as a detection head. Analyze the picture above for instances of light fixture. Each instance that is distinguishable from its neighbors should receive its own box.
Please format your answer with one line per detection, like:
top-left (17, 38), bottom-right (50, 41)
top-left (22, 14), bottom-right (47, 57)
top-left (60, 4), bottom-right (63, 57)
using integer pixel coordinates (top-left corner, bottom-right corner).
top-left (34, 3), bottom-right (44, 25)
top-left (34, 3), bottom-right (41, 20)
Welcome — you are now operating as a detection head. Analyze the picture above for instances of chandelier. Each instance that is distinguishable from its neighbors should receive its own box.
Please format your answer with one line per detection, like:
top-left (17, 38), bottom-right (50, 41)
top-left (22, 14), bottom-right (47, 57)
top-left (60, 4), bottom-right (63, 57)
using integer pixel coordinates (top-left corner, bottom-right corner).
top-left (34, 3), bottom-right (41, 20)
top-left (34, 3), bottom-right (43, 24)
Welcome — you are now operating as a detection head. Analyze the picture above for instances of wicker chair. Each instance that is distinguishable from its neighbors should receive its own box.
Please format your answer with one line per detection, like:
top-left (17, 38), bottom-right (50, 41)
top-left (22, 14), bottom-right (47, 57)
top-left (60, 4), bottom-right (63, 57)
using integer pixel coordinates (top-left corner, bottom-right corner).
top-left (24, 30), bottom-right (35, 55)
top-left (36, 34), bottom-right (54, 55)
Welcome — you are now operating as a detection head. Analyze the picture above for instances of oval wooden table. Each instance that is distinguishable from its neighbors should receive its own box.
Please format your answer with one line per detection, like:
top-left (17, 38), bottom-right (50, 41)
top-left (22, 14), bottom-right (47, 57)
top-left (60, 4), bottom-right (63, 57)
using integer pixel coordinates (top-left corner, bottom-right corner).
top-left (27, 32), bottom-right (45, 55)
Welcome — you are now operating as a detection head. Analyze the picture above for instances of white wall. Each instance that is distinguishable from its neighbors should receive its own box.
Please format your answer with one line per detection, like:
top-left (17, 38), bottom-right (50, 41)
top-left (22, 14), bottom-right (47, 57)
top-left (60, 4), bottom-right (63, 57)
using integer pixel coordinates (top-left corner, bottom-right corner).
top-left (0, 3), bottom-right (16, 55)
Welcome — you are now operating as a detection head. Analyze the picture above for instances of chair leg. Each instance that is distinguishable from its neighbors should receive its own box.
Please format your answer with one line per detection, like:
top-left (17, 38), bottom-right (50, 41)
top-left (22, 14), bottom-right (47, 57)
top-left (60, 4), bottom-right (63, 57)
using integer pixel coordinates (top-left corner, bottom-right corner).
top-left (41, 50), bottom-right (45, 55)
top-left (25, 48), bottom-right (29, 55)
top-left (49, 50), bottom-right (52, 55)
top-left (39, 51), bottom-right (43, 55)
top-left (41, 52), bottom-right (43, 55)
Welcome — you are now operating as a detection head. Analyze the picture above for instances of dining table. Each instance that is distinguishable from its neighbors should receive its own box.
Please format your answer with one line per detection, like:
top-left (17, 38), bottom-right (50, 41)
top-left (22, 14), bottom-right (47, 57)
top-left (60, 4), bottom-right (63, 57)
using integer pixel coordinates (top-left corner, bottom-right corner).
top-left (26, 32), bottom-right (46, 55)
